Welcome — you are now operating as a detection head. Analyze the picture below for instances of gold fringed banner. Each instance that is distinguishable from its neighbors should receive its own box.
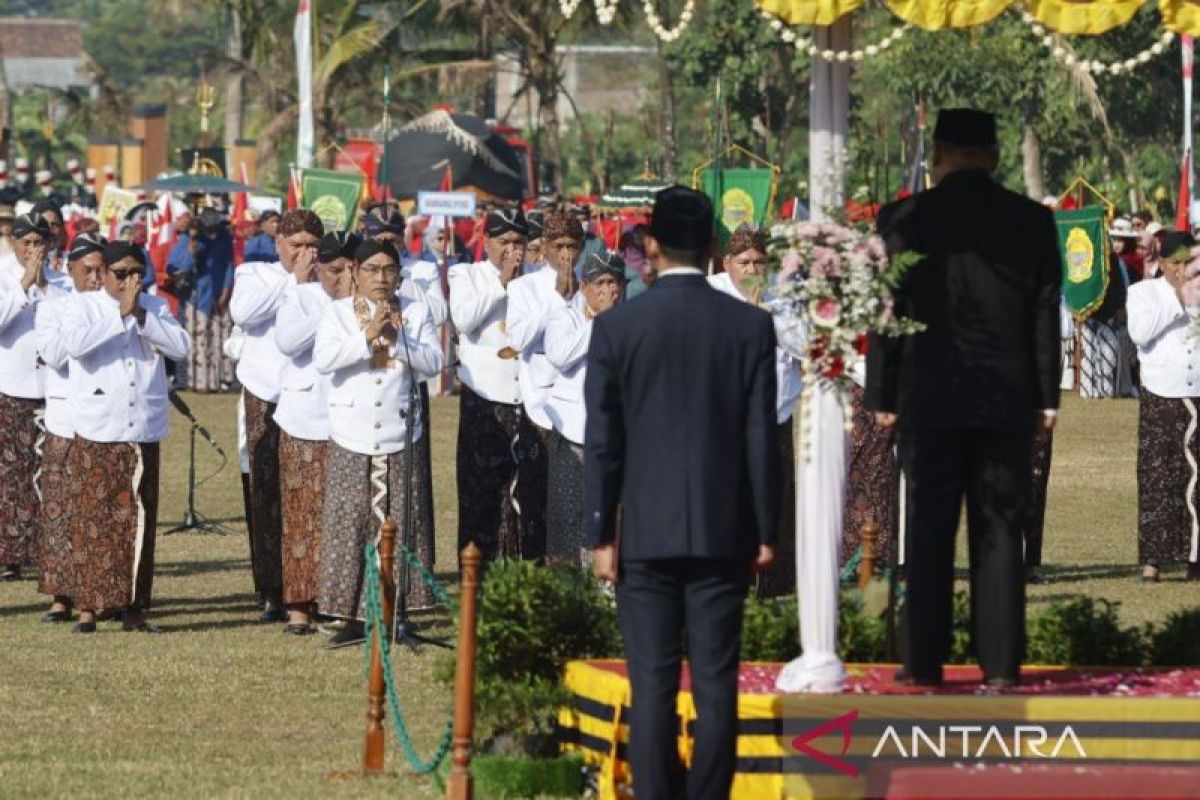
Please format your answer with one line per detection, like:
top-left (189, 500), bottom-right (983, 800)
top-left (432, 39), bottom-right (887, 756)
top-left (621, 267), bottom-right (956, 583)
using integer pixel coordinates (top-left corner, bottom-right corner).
top-left (1023, 0), bottom-right (1146, 34)
top-left (1161, 0), bottom-right (1200, 33)
top-left (755, 0), bottom-right (864, 26)
top-left (883, 0), bottom-right (1011, 29)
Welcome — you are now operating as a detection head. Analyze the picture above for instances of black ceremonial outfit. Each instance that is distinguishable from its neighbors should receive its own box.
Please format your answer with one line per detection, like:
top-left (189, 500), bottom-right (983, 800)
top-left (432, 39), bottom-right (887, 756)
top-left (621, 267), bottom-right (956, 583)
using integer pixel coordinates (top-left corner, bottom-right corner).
top-left (866, 166), bottom-right (1062, 684)
top-left (584, 189), bottom-right (780, 800)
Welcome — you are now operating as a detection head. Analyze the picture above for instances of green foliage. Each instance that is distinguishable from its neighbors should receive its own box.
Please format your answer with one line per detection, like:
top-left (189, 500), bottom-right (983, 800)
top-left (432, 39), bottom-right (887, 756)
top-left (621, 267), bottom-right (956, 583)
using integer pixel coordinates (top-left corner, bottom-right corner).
top-left (948, 590), bottom-right (973, 664)
top-left (1149, 608), bottom-right (1200, 667)
top-left (473, 754), bottom-right (586, 799)
top-left (441, 559), bottom-right (620, 752)
top-left (1027, 597), bottom-right (1147, 666)
top-left (741, 595), bottom-right (800, 662)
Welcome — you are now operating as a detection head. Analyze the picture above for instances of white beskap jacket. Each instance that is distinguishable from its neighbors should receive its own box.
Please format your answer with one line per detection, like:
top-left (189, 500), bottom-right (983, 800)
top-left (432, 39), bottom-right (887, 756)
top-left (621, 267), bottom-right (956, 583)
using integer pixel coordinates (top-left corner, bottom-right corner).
top-left (506, 263), bottom-right (566, 430)
top-left (448, 259), bottom-right (520, 404)
top-left (273, 278), bottom-right (334, 441)
top-left (0, 252), bottom-right (49, 399)
top-left (34, 284), bottom-right (83, 438)
top-left (229, 260), bottom-right (290, 402)
top-left (61, 291), bottom-right (191, 443)
top-left (543, 292), bottom-right (592, 446)
top-left (313, 294), bottom-right (443, 456)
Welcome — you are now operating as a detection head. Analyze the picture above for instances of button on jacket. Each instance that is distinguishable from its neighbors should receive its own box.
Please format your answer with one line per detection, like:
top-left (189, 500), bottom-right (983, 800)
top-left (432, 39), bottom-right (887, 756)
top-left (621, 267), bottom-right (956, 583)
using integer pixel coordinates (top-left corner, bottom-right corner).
top-left (34, 284), bottom-right (82, 438)
top-left (448, 259), bottom-right (521, 404)
top-left (0, 253), bottom-right (50, 399)
top-left (273, 279), bottom-right (334, 441)
top-left (313, 294), bottom-right (444, 456)
top-left (229, 260), bottom-right (290, 402)
top-left (708, 272), bottom-right (804, 424)
top-left (61, 291), bottom-right (191, 443)
top-left (506, 263), bottom-right (566, 429)
top-left (543, 293), bottom-right (592, 446)
top-left (1127, 276), bottom-right (1200, 398)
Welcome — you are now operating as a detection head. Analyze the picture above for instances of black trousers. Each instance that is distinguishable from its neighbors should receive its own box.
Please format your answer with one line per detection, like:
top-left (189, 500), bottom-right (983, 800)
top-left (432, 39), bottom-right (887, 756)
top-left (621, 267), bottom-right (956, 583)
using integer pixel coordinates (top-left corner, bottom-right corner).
top-left (617, 558), bottom-right (749, 800)
top-left (898, 429), bottom-right (1031, 681)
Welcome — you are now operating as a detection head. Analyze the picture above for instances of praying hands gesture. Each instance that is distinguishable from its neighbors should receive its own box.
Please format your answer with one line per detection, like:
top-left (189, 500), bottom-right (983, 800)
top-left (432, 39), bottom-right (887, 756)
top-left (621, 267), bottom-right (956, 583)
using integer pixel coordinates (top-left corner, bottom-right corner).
top-left (363, 300), bottom-right (401, 347)
top-left (292, 245), bottom-right (317, 284)
top-left (120, 274), bottom-right (144, 324)
top-left (19, 241), bottom-right (47, 292)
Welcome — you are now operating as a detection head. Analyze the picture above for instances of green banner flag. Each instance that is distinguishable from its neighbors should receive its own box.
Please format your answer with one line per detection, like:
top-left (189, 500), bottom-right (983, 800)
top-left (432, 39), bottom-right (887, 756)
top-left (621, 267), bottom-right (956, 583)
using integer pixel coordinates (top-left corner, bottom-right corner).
top-left (1054, 206), bottom-right (1110, 319)
top-left (301, 168), bottom-right (364, 232)
top-left (699, 167), bottom-right (774, 246)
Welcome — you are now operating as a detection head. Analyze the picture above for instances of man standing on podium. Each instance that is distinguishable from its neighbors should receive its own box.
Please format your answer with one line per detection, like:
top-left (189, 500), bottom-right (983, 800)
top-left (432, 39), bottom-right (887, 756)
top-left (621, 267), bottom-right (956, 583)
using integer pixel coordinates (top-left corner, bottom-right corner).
top-left (866, 109), bottom-right (1062, 689)
top-left (584, 186), bottom-right (780, 800)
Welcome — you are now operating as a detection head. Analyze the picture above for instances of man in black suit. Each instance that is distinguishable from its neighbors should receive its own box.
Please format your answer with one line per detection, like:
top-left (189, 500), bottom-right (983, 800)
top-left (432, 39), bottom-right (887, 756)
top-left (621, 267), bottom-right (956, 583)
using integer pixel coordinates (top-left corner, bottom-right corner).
top-left (866, 109), bottom-right (1062, 688)
top-left (584, 187), bottom-right (780, 800)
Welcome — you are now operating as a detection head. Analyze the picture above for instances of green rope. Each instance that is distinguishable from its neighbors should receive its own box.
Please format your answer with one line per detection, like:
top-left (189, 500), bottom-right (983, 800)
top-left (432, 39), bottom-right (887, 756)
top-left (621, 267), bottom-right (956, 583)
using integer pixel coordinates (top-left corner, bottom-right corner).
top-left (363, 540), bottom-right (456, 775)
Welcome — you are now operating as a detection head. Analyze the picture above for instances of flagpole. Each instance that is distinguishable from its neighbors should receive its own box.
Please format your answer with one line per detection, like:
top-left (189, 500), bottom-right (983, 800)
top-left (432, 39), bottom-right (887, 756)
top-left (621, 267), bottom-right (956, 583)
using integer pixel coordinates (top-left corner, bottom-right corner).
top-left (1183, 35), bottom-right (1194, 228)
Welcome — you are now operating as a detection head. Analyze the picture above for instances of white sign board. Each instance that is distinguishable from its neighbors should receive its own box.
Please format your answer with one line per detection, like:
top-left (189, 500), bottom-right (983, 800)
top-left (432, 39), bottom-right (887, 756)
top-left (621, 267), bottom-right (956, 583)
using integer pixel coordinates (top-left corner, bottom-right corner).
top-left (417, 191), bottom-right (476, 218)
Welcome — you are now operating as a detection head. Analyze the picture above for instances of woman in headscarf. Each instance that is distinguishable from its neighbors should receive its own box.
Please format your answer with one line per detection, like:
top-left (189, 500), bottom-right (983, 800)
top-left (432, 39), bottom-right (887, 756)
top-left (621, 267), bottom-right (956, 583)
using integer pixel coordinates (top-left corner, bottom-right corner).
top-left (313, 239), bottom-right (444, 647)
top-left (1128, 232), bottom-right (1200, 582)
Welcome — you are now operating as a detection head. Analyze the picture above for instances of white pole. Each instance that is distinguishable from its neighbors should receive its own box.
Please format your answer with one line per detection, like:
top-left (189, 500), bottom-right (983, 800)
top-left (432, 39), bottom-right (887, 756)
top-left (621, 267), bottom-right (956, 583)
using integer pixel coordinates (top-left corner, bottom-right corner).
top-left (808, 18), bottom-right (852, 221)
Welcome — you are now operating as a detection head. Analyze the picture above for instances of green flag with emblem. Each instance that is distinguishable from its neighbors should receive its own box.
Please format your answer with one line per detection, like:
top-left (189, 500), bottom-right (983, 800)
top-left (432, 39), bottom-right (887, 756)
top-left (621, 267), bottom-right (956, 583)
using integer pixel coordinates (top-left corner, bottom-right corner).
top-left (698, 167), bottom-right (774, 247)
top-left (300, 168), bottom-right (364, 232)
top-left (1054, 206), bottom-right (1110, 319)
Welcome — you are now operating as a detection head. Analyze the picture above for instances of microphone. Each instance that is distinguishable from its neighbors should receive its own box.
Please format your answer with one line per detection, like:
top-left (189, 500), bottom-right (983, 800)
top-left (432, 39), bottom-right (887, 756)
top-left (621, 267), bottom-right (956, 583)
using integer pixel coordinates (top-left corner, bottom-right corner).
top-left (168, 390), bottom-right (227, 459)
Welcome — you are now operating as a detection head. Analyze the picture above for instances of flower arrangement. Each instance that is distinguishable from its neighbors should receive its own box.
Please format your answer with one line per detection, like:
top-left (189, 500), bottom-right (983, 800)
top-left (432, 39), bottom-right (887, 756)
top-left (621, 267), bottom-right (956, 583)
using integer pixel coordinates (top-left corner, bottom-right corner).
top-left (766, 218), bottom-right (924, 447)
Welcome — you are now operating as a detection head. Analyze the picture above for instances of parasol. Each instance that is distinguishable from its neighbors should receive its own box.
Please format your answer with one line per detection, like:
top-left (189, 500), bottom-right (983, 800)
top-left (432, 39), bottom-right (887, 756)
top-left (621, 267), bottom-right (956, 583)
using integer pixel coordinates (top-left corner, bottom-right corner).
top-left (135, 174), bottom-right (257, 194)
top-left (598, 176), bottom-right (669, 212)
top-left (381, 110), bottom-right (524, 202)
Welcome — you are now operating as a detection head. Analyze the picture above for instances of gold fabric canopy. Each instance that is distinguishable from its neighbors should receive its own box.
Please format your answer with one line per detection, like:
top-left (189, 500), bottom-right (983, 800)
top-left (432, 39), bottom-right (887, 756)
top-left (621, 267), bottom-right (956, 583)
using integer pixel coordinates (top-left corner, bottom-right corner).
top-left (757, 0), bottom-right (1192, 34)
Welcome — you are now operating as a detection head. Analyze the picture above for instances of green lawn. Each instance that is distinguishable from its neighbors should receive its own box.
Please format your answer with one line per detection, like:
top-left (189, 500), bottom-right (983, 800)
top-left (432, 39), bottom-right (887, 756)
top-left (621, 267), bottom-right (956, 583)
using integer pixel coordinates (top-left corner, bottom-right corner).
top-left (0, 392), bottom-right (1191, 799)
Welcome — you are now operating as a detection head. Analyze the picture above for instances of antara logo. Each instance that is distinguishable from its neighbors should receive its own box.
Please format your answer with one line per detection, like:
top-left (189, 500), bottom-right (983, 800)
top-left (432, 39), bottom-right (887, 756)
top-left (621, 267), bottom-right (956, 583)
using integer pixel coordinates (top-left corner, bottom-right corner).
top-left (790, 711), bottom-right (1089, 776)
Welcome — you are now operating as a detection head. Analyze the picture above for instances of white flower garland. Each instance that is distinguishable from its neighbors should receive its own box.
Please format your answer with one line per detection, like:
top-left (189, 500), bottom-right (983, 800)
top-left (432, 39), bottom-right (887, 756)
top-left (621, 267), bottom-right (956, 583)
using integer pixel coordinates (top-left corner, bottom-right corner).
top-left (1017, 10), bottom-right (1175, 76)
top-left (757, 7), bottom-right (910, 62)
top-left (643, 0), bottom-right (694, 42)
top-left (596, 0), bottom-right (620, 25)
top-left (559, 0), bottom-right (584, 18)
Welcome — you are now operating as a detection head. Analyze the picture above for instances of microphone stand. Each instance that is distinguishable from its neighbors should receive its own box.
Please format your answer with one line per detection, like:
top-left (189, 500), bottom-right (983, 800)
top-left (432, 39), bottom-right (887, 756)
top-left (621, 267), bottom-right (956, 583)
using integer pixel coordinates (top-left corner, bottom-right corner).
top-left (391, 295), bottom-right (450, 652)
top-left (166, 392), bottom-right (231, 536)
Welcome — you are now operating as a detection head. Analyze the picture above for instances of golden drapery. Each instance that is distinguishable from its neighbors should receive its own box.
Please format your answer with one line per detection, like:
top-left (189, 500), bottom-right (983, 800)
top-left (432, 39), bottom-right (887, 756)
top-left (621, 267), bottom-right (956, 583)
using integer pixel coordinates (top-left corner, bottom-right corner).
top-left (754, 0), bottom-right (1200, 36)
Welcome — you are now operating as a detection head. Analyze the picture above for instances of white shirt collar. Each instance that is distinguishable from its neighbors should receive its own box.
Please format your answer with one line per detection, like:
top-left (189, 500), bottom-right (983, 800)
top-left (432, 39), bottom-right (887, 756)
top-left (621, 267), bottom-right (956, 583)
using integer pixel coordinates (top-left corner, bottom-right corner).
top-left (657, 266), bottom-right (705, 278)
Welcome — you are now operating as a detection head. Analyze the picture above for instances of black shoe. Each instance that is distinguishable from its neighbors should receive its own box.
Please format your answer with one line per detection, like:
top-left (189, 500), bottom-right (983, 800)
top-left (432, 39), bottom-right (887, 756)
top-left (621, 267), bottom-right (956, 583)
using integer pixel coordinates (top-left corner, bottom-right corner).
top-left (260, 607), bottom-right (287, 623)
top-left (893, 666), bottom-right (943, 687)
top-left (96, 608), bottom-right (124, 622)
top-left (42, 609), bottom-right (72, 623)
top-left (1025, 565), bottom-right (1043, 585)
top-left (283, 623), bottom-right (315, 636)
top-left (122, 621), bottom-right (163, 634)
top-left (323, 625), bottom-right (366, 649)
top-left (1188, 563), bottom-right (1200, 582)
top-left (73, 621), bottom-right (96, 634)
top-left (0, 565), bottom-right (20, 582)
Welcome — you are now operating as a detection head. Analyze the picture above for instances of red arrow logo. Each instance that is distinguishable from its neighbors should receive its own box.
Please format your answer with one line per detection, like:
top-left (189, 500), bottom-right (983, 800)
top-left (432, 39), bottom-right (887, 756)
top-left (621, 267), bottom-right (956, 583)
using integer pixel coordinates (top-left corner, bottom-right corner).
top-left (791, 709), bottom-right (860, 778)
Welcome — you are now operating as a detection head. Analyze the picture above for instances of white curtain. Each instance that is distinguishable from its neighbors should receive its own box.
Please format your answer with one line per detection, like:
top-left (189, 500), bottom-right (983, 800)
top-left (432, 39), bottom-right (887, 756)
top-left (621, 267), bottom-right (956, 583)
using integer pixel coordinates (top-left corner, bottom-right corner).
top-left (776, 380), bottom-right (848, 694)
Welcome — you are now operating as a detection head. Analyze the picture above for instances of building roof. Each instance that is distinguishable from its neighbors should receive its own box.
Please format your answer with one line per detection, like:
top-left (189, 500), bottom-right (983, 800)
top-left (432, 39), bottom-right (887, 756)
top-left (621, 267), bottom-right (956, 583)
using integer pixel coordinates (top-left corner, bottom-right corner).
top-left (0, 18), bottom-right (90, 89)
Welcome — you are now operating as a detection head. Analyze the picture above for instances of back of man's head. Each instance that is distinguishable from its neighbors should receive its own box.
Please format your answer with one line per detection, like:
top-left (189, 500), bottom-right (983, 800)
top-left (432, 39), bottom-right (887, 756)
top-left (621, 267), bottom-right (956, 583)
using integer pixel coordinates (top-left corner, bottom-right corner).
top-left (647, 186), bottom-right (714, 269)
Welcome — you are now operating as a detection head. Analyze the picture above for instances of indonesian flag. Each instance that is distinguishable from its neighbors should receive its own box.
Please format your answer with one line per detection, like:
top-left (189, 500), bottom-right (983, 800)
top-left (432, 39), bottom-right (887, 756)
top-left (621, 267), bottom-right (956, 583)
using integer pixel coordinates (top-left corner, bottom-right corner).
top-left (287, 165), bottom-right (301, 210)
top-left (295, 0), bottom-right (315, 169)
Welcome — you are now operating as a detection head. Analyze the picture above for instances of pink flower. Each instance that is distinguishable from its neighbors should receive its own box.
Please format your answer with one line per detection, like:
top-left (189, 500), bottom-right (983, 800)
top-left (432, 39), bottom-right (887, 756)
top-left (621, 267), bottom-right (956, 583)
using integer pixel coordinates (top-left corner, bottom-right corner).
top-left (811, 246), bottom-right (840, 277)
top-left (780, 250), bottom-right (802, 280)
top-left (809, 296), bottom-right (841, 328)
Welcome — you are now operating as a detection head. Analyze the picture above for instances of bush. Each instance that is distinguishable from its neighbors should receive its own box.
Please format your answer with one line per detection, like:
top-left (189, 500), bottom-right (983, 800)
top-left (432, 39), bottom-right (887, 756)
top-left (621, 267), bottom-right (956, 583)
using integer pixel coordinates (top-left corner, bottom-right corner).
top-left (1150, 607), bottom-right (1200, 666)
top-left (444, 559), bottom-right (621, 753)
top-left (839, 592), bottom-right (888, 662)
top-left (741, 595), bottom-right (800, 662)
top-left (1026, 597), bottom-right (1147, 666)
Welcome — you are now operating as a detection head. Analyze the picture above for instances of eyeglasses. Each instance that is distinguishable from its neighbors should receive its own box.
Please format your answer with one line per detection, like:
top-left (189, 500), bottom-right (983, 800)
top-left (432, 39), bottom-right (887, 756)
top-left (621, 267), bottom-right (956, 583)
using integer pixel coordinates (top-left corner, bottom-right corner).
top-left (108, 268), bottom-right (141, 282)
top-left (358, 264), bottom-right (399, 277)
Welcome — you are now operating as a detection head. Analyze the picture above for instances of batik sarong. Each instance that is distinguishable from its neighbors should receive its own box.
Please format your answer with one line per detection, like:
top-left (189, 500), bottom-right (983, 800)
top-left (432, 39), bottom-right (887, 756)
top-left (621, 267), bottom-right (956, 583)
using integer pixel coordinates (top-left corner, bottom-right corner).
top-left (70, 440), bottom-right (160, 611)
top-left (244, 390), bottom-right (283, 600)
top-left (1138, 390), bottom-right (1200, 566)
top-left (279, 432), bottom-right (326, 606)
top-left (0, 392), bottom-right (43, 566)
top-left (456, 385), bottom-right (547, 564)
top-left (184, 305), bottom-right (234, 392)
top-left (1080, 319), bottom-right (1120, 399)
top-left (841, 387), bottom-right (898, 569)
top-left (546, 430), bottom-right (586, 568)
top-left (318, 440), bottom-right (436, 619)
top-left (37, 433), bottom-right (75, 597)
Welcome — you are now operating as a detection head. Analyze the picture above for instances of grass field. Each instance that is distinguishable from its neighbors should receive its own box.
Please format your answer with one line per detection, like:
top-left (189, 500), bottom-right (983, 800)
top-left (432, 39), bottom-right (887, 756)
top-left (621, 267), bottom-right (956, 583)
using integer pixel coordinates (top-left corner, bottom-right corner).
top-left (0, 392), bottom-right (1193, 799)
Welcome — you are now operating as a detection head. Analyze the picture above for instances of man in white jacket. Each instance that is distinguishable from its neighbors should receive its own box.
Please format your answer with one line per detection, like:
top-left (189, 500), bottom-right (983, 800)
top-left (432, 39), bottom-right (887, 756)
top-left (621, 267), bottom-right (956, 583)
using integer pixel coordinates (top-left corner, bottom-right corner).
top-left (448, 208), bottom-right (546, 564)
top-left (61, 242), bottom-right (190, 634)
top-left (230, 209), bottom-right (322, 622)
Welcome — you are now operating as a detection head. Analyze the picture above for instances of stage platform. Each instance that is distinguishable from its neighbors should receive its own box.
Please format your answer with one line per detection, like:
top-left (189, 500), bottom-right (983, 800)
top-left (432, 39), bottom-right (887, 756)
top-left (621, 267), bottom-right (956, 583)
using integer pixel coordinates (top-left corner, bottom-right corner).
top-left (556, 660), bottom-right (1200, 800)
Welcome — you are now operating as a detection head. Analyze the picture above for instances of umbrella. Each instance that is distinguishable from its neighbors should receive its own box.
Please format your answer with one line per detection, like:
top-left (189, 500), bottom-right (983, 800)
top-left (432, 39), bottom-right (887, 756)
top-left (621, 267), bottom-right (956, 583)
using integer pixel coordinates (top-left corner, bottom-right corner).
top-left (598, 176), bottom-right (670, 211)
top-left (135, 174), bottom-right (257, 194)
top-left (381, 110), bottom-right (525, 202)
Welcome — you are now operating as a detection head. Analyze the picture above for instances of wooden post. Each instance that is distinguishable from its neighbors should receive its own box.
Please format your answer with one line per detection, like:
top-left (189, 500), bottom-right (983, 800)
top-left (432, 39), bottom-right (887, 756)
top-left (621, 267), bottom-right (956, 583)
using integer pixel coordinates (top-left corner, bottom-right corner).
top-left (859, 521), bottom-right (879, 593)
top-left (363, 519), bottom-right (399, 776)
top-left (447, 543), bottom-right (483, 800)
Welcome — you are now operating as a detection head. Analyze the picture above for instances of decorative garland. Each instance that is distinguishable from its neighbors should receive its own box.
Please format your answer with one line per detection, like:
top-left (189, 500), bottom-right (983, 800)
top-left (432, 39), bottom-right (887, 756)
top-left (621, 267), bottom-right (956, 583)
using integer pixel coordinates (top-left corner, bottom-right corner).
top-left (559, 0), bottom-right (584, 17)
top-left (596, 0), bottom-right (619, 25)
top-left (643, 0), bottom-right (695, 41)
top-left (758, 6), bottom-right (911, 62)
top-left (1018, 10), bottom-right (1175, 76)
